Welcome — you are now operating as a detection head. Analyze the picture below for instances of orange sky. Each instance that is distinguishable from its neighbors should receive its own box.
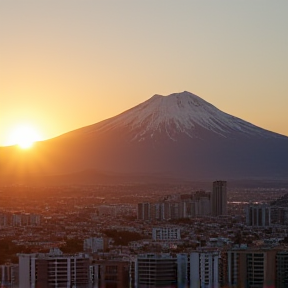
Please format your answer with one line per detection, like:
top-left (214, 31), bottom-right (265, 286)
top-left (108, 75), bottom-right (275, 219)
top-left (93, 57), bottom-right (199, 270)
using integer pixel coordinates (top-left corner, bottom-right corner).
top-left (1, 1), bottom-right (288, 146)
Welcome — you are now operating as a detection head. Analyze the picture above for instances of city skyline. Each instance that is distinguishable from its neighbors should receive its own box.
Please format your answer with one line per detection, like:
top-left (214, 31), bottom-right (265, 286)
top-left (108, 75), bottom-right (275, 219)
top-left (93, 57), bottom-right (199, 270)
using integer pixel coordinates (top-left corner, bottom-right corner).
top-left (1, 1), bottom-right (288, 146)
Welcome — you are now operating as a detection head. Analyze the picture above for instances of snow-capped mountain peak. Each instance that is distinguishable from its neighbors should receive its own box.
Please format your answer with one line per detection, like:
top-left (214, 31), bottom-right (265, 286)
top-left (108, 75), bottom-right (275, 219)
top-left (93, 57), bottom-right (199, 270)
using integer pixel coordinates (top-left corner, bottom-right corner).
top-left (84, 91), bottom-right (279, 141)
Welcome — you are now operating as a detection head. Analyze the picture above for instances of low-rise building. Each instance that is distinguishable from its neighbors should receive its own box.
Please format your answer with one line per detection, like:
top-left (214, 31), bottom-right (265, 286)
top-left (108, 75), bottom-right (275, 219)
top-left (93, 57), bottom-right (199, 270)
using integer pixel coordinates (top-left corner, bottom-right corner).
top-left (152, 227), bottom-right (181, 241)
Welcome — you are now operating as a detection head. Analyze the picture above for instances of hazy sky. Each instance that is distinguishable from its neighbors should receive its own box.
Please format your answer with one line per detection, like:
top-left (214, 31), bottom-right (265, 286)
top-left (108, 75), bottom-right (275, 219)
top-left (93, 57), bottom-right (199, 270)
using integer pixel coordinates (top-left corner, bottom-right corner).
top-left (1, 0), bottom-right (288, 146)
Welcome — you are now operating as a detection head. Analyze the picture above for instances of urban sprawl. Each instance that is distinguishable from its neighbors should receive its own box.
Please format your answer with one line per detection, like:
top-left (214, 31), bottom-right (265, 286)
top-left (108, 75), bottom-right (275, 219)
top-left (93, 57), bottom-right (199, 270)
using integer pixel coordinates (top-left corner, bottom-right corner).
top-left (0, 181), bottom-right (288, 287)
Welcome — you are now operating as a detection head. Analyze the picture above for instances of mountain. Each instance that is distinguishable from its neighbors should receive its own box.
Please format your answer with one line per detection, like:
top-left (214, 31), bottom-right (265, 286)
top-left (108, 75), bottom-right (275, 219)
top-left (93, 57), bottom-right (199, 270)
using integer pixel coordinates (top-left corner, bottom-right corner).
top-left (1, 91), bottom-right (287, 182)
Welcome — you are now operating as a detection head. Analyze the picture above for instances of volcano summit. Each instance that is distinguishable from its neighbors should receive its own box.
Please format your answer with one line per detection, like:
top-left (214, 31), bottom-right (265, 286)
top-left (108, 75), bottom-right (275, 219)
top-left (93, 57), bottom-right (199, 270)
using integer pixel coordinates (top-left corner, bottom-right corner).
top-left (78, 91), bottom-right (282, 141)
top-left (1, 91), bottom-right (287, 181)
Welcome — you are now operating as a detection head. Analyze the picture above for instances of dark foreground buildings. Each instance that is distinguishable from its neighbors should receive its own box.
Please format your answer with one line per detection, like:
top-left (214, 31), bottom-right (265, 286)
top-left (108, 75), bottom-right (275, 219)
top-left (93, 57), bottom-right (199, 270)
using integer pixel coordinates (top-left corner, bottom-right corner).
top-left (14, 246), bottom-right (288, 288)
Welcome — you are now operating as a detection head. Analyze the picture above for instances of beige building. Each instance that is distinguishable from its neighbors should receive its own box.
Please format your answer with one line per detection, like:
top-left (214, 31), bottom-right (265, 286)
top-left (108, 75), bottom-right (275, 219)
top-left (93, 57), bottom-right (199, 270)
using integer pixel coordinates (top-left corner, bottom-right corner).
top-left (226, 248), bottom-right (278, 287)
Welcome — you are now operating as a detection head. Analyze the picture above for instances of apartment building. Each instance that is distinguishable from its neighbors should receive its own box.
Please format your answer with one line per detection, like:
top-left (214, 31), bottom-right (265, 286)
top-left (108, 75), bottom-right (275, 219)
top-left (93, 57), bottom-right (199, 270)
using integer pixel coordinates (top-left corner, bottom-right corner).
top-left (245, 204), bottom-right (271, 227)
top-left (135, 253), bottom-right (177, 288)
top-left (18, 248), bottom-right (90, 288)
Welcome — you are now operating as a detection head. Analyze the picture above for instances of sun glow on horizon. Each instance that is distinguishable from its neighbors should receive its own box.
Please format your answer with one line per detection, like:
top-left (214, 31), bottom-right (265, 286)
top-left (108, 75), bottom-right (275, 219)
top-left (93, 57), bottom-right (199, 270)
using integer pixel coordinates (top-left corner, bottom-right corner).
top-left (6, 124), bottom-right (42, 149)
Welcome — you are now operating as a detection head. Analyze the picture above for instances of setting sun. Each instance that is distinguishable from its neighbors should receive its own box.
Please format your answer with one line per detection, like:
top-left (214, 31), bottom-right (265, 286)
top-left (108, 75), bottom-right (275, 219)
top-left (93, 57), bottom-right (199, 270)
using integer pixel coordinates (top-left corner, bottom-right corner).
top-left (7, 124), bottom-right (42, 149)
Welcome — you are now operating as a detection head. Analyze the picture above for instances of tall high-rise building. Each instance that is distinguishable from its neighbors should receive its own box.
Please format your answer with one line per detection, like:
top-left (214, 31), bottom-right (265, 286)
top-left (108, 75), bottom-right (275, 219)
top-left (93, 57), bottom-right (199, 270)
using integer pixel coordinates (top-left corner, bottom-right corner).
top-left (245, 204), bottom-right (271, 227)
top-left (211, 181), bottom-right (227, 216)
top-left (150, 203), bottom-right (164, 220)
top-left (137, 203), bottom-right (151, 220)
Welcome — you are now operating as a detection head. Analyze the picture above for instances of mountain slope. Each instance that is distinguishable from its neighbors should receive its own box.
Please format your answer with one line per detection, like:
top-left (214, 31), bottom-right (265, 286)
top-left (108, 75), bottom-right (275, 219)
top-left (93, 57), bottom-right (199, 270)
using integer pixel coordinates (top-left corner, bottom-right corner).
top-left (1, 91), bottom-right (287, 182)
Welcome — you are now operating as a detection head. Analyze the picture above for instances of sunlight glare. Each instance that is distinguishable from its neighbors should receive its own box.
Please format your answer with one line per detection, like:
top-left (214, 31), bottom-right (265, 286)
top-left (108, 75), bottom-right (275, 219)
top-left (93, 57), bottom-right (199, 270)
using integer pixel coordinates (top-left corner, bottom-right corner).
top-left (7, 124), bottom-right (41, 149)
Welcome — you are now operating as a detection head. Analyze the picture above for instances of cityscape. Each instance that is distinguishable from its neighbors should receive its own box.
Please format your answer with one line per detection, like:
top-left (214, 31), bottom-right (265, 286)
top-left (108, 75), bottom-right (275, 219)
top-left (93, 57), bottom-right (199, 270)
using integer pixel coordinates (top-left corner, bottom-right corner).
top-left (1, 181), bottom-right (288, 287)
